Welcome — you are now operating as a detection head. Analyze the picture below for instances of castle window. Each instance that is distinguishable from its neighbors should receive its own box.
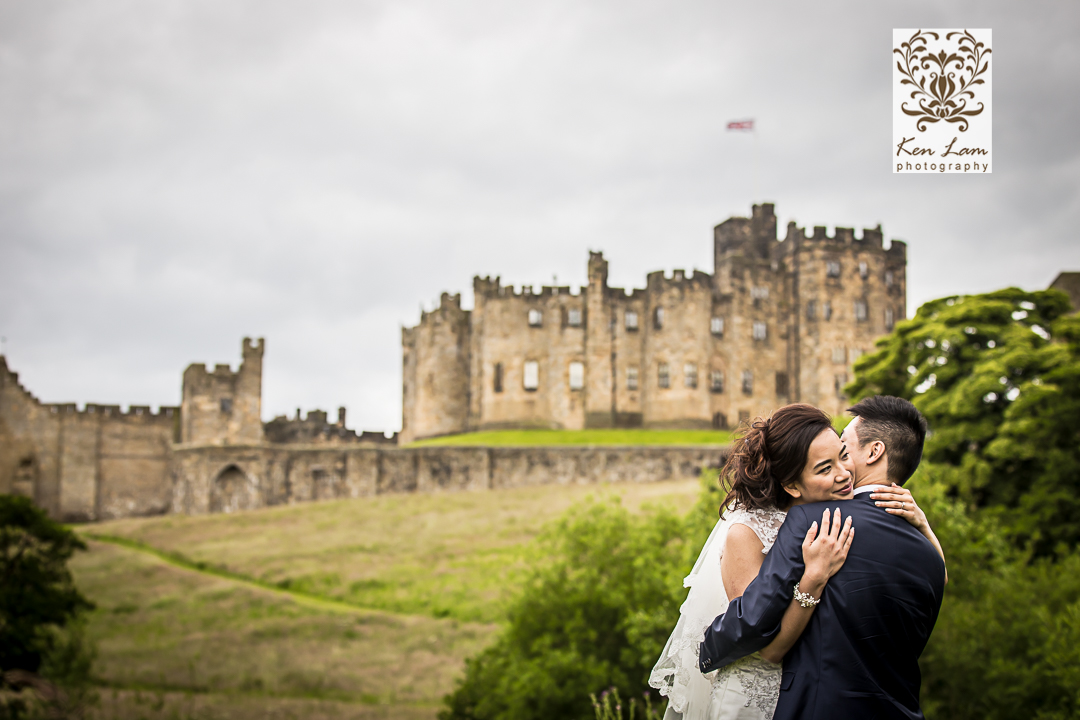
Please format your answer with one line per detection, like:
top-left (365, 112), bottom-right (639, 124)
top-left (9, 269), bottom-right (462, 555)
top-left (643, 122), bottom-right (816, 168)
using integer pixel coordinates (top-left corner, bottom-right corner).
top-left (528, 309), bottom-right (543, 327)
top-left (567, 308), bottom-right (582, 327)
top-left (776, 372), bottom-right (789, 396)
top-left (835, 373), bottom-right (849, 399)
top-left (658, 362), bottom-right (670, 389)
top-left (805, 300), bottom-right (817, 320)
top-left (859, 261), bottom-right (869, 279)
top-left (849, 348), bottom-right (864, 364)
top-left (832, 347), bottom-right (846, 364)
top-left (684, 363), bottom-right (698, 389)
top-left (523, 361), bottom-right (539, 391)
top-left (627, 366), bottom-right (639, 391)
top-left (885, 308), bottom-right (895, 331)
top-left (625, 311), bottom-right (639, 331)
top-left (710, 370), bottom-right (724, 393)
top-left (751, 286), bottom-right (769, 300)
top-left (220, 398), bottom-right (233, 414)
top-left (711, 317), bottom-right (724, 337)
top-left (741, 370), bottom-right (753, 395)
top-left (494, 363), bottom-right (504, 393)
top-left (886, 271), bottom-right (894, 288)
top-left (854, 300), bottom-right (868, 322)
top-left (823, 301), bottom-right (833, 321)
top-left (654, 306), bottom-right (665, 330)
top-left (826, 261), bottom-right (841, 278)
top-left (569, 362), bottom-right (584, 390)
top-left (738, 409), bottom-right (751, 424)
top-left (752, 322), bottom-right (767, 341)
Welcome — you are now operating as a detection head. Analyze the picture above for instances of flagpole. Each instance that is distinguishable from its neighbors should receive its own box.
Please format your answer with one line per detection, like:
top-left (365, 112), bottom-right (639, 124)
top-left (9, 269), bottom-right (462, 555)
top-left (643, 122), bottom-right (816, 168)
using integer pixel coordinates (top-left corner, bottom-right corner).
top-left (753, 127), bottom-right (759, 204)
top-left (726, 119), bottom-right (757, 205)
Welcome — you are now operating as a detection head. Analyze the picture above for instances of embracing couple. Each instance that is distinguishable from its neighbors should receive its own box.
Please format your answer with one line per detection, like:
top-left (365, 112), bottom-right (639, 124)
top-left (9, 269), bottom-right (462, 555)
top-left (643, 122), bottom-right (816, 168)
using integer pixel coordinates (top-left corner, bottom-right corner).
top-left (649, 395), bottom-right (947, 720)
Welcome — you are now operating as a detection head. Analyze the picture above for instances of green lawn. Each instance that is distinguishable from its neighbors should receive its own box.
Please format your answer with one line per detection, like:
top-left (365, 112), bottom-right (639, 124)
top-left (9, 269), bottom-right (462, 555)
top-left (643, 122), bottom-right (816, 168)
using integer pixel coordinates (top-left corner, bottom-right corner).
top-left (405, 428), bottom-right (733, 447)
top-left (71, 479), bottom-right (701, 719)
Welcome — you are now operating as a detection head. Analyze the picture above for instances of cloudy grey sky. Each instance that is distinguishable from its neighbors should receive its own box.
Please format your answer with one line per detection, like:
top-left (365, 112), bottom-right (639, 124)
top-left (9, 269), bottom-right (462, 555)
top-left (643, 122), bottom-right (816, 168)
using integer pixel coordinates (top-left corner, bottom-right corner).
top-left (1, 0), bottom-right (1077, 432)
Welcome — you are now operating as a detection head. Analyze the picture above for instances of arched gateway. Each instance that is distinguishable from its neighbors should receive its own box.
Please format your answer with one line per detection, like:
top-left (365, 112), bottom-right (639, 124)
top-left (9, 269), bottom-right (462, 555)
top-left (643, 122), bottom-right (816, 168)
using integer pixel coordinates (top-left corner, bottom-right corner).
top-left (209, 465), bottom-right (259, 514)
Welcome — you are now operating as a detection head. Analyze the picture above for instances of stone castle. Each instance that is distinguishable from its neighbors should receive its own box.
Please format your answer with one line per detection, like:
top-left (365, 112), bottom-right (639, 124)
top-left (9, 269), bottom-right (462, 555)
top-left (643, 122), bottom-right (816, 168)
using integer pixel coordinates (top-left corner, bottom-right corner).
top-left (0, 202), bottom-right (911, 521)
top-left (402, 203), bottom-right (908, 443)
top-left (1, 337), bottom-right (724, 521)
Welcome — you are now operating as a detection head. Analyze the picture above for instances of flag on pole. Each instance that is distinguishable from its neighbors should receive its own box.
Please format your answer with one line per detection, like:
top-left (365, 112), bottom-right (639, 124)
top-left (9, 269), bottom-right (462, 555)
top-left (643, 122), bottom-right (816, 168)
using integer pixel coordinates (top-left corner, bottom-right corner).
top-left (726, 120), bottom-right (754, 130)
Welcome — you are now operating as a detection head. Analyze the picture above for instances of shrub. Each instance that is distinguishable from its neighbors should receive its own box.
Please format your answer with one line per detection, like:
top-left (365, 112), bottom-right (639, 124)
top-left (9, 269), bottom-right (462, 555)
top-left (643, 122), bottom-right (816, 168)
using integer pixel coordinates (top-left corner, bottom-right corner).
top-left (439, 497), bottom-right (692, 720)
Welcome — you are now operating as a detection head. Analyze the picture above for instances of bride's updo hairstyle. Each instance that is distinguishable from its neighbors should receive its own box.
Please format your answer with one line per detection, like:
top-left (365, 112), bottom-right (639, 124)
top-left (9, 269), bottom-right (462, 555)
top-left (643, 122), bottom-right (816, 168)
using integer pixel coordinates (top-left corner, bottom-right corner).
top-left (719, 403), bottom-right (834, 515)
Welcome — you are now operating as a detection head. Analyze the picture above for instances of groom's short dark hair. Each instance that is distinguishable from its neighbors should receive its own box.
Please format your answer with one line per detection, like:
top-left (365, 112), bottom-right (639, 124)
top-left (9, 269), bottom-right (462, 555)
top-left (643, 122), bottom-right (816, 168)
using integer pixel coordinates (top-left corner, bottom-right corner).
top-left (847, 395), bottom-right (928, 485)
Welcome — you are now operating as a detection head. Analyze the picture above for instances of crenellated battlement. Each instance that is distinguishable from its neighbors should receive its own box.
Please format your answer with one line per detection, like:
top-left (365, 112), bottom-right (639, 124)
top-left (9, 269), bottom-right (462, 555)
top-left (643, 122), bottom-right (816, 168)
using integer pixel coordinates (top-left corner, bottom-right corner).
top-left (417, 292), bottom-right (471, 330)
top-left (473, 275), bottom-right (586, 303)
top-left (43, 403), bottom-right (178, 421)
top-left (606, 286), bottom-right (648, 299)
top-left (264, 406), bottom-right (396, 445)
top-left (1, 356), bottom-right (43, 406)
top-left (645, 268), bottom-right (713, 289)
top-left (778, 222), bottom-right (891, 251)
top-left (2, 356), bottom-right (178, 423)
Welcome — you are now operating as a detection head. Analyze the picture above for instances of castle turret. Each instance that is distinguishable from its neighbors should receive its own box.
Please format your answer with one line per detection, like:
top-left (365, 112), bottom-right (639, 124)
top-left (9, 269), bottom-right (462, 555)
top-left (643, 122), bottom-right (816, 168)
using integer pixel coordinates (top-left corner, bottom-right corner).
top-left (181, 337), bottom-right (265, 445)
top-left (584, 251), bottom-right (614, 427)
top-left (400, 293), bottom-right (471, 443)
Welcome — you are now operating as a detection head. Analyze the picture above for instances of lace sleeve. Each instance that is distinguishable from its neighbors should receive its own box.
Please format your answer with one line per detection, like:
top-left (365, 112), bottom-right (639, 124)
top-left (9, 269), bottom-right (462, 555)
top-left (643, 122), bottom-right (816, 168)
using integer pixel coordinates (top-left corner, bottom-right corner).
top-left (725, 506), bottom-right (787, 554)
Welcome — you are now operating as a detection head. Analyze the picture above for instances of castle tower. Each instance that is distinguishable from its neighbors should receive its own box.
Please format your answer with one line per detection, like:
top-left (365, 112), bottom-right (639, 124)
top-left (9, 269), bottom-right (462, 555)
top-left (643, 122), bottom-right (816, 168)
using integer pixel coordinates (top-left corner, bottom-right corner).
top-left (400, 293), bottom-right (471, 444)
top-left (180, 337), bottom-right (264, 445)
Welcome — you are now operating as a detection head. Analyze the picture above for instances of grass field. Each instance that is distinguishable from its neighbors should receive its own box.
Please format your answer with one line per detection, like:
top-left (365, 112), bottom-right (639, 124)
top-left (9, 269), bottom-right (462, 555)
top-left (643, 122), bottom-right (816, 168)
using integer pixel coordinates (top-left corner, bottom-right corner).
top-left (70, 479), bottom-right (701, 719)
top-left (404, 428), bottom-right (733, 447)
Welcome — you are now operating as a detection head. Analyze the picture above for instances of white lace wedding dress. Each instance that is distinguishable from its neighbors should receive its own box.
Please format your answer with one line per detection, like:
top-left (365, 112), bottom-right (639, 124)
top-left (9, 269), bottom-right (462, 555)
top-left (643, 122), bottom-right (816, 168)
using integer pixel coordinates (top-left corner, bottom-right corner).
top-left (649, 506), bottom-right (788, 720)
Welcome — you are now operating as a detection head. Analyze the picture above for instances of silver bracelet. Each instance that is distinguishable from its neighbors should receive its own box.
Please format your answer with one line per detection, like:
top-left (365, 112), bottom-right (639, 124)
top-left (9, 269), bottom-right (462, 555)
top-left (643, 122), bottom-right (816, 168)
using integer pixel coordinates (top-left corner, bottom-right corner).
top-left (793, 582), bottom-right (820, 608)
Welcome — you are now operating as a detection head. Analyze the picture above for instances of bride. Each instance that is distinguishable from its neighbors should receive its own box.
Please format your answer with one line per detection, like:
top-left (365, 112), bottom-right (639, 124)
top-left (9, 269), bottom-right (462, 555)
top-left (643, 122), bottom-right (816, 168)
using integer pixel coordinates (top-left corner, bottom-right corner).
top-left (649, 403), bottom-right (935, 720)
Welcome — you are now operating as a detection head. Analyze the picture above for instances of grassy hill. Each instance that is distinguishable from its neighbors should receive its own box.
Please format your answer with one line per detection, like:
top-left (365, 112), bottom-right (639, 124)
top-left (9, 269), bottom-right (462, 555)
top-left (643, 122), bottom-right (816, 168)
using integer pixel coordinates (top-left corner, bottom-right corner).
top-left (71, 479), bottom-right (701, 719)
top-left (404, 428), bottom-right (733, 447)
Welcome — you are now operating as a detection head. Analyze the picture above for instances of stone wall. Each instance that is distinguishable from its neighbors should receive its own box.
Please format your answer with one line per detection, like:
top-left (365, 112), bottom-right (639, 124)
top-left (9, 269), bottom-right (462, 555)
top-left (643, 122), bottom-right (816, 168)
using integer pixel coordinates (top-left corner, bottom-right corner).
top-left (0, 357), bottom-right (177, 521)
top-left (471, 278), bottom-right (589, 432)
top-left (171, 443), bottom-right (728, 514)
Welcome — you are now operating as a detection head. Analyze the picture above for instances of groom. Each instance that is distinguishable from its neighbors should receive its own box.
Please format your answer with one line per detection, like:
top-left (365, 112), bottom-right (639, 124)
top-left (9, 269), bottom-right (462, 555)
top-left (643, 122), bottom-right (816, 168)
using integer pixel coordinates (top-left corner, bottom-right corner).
top-left (699, 395), bottom-right (946, 720)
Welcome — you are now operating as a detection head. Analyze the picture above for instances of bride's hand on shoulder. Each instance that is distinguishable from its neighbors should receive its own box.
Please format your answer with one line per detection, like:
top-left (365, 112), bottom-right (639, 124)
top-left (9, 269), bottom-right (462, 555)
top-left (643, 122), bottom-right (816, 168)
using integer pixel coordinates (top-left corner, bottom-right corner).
top-left (870, 483), bottom-right (928, 531)
top-left (801, 507), bottom-right (854, 586)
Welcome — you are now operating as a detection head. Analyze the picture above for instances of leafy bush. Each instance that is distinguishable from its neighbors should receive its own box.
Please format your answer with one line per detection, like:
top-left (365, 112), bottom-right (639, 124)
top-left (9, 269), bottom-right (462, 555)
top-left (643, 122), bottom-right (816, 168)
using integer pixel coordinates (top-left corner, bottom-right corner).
top-left (439, 496), bottom-right (694, 720)
top-left (908, 469), bottom-right (1080, 719)
top-left (0, 495), bottom-right (96, 719)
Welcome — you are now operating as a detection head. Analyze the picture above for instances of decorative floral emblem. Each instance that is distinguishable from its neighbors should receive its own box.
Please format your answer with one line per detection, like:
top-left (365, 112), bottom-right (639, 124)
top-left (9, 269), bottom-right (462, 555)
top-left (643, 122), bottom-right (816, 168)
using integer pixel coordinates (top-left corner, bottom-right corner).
top-left (894, 29), bottom-right (991, 132)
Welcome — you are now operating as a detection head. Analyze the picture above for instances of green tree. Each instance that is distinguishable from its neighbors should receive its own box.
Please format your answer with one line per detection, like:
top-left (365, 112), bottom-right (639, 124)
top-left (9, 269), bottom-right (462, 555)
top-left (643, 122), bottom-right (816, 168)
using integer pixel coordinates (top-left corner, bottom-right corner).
top-left (440, 497), bottom-right (691, 720)
top-left (908, 470), bottom-right (1080, 719)
top-left (1, 495), bottom-right (95, 717)
top-left (847, 287), bottom-right (1080, 553)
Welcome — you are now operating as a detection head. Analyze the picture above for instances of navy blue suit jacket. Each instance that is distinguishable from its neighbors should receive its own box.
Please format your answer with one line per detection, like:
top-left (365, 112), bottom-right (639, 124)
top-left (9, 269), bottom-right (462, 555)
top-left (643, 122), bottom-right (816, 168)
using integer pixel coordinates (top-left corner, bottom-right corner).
top-left (698, 494), bottom-right (946, 720)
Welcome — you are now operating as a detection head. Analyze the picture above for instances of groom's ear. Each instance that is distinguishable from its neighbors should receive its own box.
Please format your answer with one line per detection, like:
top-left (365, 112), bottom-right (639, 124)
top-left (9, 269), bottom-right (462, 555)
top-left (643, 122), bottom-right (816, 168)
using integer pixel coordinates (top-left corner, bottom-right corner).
top-left (865, 440), bottom-right (887, 465)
